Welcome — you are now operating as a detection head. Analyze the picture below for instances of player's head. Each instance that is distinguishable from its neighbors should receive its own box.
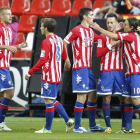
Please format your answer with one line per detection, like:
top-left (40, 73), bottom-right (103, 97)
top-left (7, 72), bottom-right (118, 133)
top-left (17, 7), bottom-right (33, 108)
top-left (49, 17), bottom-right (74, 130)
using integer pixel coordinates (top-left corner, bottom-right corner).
top-left (0, 6), bottom-right (12, 25)
top-left (78, 7), bottom-right (94, 24)
top-left (124, 17), bottom-right (139, 33)
top-left (106, 13), bottom-right (118, 32)
top-left (40, 18), bottom-right (57, 35)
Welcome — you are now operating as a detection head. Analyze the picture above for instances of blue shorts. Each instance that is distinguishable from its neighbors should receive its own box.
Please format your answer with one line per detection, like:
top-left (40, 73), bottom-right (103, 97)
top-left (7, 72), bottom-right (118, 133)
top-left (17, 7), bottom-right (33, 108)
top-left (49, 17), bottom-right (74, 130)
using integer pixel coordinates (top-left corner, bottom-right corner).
top-left (0, 69), bottom-right (14, 92)
top-left (41, 81), bottom-right (60, 99)
top-left (122, 74), bottom-right (140, 98)
top-left (97, 71), bottom-right (125, 95)
top-left (72, 68), bottom-right (96, 93)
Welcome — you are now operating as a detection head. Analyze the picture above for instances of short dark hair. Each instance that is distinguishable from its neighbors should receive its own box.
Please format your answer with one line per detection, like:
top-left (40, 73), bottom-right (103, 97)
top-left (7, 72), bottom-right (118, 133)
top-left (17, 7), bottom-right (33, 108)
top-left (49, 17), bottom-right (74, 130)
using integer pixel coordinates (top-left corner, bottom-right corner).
top-left (107, 13), bottom-right (118, 21)
top-left (78, 7), bottom-right (93, 22)
top-left (41, 18), bottom-right (57, 32)
top-left (127, 17), bottom-right (139, 32)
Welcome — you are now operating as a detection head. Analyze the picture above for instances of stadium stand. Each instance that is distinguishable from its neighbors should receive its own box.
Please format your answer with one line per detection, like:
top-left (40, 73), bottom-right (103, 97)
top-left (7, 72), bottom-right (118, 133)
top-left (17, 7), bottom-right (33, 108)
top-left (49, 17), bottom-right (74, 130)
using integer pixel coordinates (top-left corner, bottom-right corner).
top-left (93, 0), bottom-right (112, 9)
top-left (46, 0), bottom-right (71, 16)
top-left (70, 0), bottom-right (92, 16)
top-left (18, 15), bottom-right (37, 33)
top-left (15, 32), bottom-right (25, 45)
top-left (11, 0), bottom-right (31, 15)
top-left (0, 0), bottom-right (10, 7)
top-left (28, 0), bottom-right (51, 16)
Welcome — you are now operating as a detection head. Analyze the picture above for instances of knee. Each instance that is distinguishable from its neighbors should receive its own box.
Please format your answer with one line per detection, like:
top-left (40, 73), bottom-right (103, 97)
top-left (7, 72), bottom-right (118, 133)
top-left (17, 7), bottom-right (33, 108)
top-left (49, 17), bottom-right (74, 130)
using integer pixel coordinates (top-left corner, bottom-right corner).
top-left (77, 94), bottom-right (87, 103)
top-left (124, 97), bottom-right (131, 104)
top-left (103, 96), bottom-right (111, 104)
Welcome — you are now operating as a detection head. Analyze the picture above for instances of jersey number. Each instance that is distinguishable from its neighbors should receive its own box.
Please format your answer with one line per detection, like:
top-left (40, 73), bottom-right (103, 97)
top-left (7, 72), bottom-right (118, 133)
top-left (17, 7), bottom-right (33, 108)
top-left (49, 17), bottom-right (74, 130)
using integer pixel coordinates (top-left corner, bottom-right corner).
top-left (56, 45), bottom-right (61, 61)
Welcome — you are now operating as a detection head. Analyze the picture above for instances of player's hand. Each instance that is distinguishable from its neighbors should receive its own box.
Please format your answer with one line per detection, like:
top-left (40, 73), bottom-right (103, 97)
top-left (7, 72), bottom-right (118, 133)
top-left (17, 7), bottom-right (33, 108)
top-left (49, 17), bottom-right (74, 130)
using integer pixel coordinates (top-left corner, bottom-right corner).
top-left (64, 58), bottom-right (71, 71)
top-left (116, 22), bottom-right (124, 31)
top-left (18, 42), bottom-right (28, 49)
top-left (8, 46), bottom-right (17, 53)
top-left (90, 22), bottom-right (100, 31)
top-left (25, 74), bottom-right (30, 80)
top-left (110, 39), bottom-right (118, 46)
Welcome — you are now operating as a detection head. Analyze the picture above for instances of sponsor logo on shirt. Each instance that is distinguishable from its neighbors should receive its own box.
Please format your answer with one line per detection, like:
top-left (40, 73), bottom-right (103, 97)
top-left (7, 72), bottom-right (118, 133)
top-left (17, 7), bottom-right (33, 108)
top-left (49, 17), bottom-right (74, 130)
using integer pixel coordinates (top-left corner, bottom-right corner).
top-left (40, 50), bottom-right (45, 57)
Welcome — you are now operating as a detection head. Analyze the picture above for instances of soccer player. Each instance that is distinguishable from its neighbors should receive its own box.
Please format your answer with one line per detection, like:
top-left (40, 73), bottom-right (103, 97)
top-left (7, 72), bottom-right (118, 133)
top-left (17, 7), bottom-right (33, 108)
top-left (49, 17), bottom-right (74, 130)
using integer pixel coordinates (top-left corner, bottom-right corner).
top-left (64, 7), bottom-right (106, 133)
top-left (96, 13), bottom-right (125, 133)
top-left (25, 18), bottom-right (74, 133)
top-left (91, 17), bottom-right (140, 133)
top-left (0, 6), bottom-right (28, 131)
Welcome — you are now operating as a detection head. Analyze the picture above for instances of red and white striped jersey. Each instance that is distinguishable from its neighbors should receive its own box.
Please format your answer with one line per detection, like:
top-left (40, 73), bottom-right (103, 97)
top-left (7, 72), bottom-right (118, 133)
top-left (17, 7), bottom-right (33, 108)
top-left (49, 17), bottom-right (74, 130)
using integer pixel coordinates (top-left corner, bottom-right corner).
top-left (28, 34), bottom-right (67, 83)
top-left (97, 33), bottom-right (124, 72)
top-left (64, 24), bottom-right (99, 70)
top-left (0, 23), bottom-right (12, 69)
top-left (118, 32), bottom-right (140, 75)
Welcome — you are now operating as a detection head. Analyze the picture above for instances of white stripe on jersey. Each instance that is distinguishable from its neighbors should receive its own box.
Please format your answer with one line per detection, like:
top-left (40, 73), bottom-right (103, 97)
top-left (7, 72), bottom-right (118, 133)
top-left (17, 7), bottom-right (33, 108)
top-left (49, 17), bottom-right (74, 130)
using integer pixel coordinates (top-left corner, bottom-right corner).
top-left (4, 49), bottom-right (8, 67)
top-left (50, 38), bottom-right (55, 82)
top-left (80, 28), bottom-right (86, 67)
top-left (124, 43), bottom-right (133, 73)
top-left (86, 30), bottom-right (90, 67)
top-left (136, 33), bottom-right (140, 58)
top-left (116, 47), bottom-right (119, 69)
top-left (104, 37), bottom-right (109, 70)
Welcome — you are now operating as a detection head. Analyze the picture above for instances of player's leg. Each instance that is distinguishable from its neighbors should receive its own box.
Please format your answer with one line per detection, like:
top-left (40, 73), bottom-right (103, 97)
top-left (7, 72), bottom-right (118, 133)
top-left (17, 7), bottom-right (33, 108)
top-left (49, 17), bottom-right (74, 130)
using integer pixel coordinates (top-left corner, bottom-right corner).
top-left (72, 68), bottom-right (90, 133)
top-left (0, 69), bottom-right (14, 131)
top-left (35, 82), bottom-right (57, 133)
top-left (97, 71), bottom-right (113, 133)
top-left (0, 92), bottom-right (4, 104)
top-left (120, 75), bottom-right (136, 133)
top-left (53, 99), bottom-right (74, 132)
top-left (114, 71), bottom-right (125, 130)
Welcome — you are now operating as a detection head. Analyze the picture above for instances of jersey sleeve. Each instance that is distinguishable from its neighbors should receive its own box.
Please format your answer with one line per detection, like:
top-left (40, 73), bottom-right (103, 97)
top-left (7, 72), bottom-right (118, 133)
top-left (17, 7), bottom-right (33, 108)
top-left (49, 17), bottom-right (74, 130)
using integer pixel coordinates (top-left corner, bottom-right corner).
top-left (94, 32), bottom-right (100, 42)
top-left (117, 32), bottom-right (134, 43)
top-left (96, 34), bottom-right (110, 58)
top-left (64, 27), bottom-right (78, 44)
top-left (62, 43), bottom-right (67, 60)
top-left (28, 40), bottom-right (50, 75)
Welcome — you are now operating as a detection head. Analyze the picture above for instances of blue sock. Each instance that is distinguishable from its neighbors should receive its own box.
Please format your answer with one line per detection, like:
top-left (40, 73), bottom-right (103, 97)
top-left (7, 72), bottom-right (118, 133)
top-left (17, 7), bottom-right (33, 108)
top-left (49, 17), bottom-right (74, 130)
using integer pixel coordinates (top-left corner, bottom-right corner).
top-left (54, 100), bottom-right (69, 123)
top-left (102, 103), bottom-right (111, 127)
top-left (87, 101), bottom-right (97, 128)
top-left (120, 102), bottom-right (125, 127)
top-left (74, 101), bottom-right (84, 129)
top-left (124, 104), bottom-right (133, 130)
top-left (45, 103), bottom-right (54, 130)
top-left (135, 104), bottom-right (140, 116)
top-left (0, 97), bottom-right (11, 123)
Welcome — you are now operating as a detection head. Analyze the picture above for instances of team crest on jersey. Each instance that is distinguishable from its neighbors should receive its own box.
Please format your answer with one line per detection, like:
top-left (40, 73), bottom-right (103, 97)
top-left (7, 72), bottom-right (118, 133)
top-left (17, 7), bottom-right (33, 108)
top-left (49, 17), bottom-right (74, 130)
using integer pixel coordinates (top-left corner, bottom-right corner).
top-left (101, 86), bottom-right (104, 90)
top-left (0, 73), bottom-right (6, 82)
top-left (97, 39), bottom-right (102, 47)
top-left (76, 74), bottom-right (82, 84)
top-left (40, 50), bottom-right (45, 57)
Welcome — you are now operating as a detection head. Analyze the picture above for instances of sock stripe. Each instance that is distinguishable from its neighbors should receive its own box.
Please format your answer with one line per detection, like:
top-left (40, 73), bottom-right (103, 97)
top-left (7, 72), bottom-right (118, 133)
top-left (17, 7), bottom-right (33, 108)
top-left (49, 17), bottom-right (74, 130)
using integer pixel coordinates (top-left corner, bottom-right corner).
top-left (87, 106), bottom-right (97, 110)
top-left (54, 101), bottom-right (60, 109)
top-left (74, 107), bottom-right (84, 112)
top-left (102, 106), bottom-right (110, 109)
top-left (0, 104), bottom-right (8, 109)
top-left (137, 109), bottom-right (140, 113)
top-left (46, 107), bottom-right (54, 112)
top-left (124, 108), bottom-right (133, 111)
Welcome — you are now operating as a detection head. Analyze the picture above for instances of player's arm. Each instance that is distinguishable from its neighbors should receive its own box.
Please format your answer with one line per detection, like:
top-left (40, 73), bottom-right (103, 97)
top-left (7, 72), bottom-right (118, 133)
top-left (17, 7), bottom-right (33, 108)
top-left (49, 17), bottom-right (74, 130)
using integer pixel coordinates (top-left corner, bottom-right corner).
top-left (25, 41), bottom-right (49, 80)
top-left (0, 45), bottom-right (17, 53)
top-left (90, 23), bottom-right (118, 40)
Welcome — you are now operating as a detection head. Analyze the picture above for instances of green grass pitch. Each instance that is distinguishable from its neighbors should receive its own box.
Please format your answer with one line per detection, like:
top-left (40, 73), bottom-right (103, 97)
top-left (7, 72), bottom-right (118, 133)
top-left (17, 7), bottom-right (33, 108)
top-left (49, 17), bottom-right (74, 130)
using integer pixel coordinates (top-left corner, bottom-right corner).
top-left (0, 117), bottom-right (140, 140)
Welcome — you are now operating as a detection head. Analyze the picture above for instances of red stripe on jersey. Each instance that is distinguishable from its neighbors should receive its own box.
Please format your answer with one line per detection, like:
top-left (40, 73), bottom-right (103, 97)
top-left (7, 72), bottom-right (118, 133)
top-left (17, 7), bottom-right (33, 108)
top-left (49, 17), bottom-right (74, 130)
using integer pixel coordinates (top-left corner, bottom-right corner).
top-left (45, 107), bottom-right (54, 112)
top-left (124, 108), bottom-right (133, 111)
top-left (54, 101), bottom-right (60, 108)
top-left (97, 34), bottom-right (124, 72)
top-left (102, 106), bottom-right (110, 109)
top-left (74, 107), bottom-right (84, 112)
top-left (118, 32), bottom-right (140, 75)
top-left (0, 23), bottom-right (12, 69)
top-left (87, 106), bottom-right (97, 110)
top-left (0, 104), bottom-right (8, 109)
top-left (64, 24), bottom-right (98, 70)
